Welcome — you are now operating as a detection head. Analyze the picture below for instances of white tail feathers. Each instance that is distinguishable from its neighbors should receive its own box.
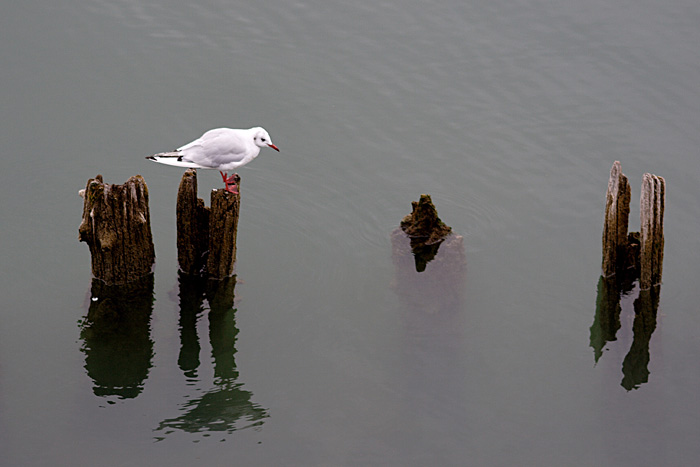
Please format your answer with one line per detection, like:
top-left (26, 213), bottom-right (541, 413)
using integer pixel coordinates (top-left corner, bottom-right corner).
top-left (146, 152), bottom-right (209, 169)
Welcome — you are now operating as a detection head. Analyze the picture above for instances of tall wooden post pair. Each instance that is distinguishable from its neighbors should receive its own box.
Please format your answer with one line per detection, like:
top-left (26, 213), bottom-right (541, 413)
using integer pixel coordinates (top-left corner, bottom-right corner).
top-left (79, 170), bottom-right (240, 285)
top-left (602, 161), bottom-right (665, 289)
top-left (176, 168), bottom-right (240, 279)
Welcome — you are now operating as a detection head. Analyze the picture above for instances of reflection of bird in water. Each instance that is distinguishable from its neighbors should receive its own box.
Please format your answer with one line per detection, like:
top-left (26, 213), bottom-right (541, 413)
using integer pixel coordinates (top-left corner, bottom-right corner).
top-left (147, 127), bottom-right (279, 194)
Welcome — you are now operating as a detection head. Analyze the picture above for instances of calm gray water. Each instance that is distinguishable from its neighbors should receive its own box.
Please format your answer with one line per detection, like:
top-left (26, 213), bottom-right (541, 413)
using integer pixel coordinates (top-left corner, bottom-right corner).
top-left (2, 0), bottom-right (700, 465)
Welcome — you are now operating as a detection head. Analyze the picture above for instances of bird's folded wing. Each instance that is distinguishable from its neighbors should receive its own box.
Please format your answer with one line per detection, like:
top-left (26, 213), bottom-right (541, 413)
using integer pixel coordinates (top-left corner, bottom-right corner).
top-left (146, 155), bottom-right (210, 169)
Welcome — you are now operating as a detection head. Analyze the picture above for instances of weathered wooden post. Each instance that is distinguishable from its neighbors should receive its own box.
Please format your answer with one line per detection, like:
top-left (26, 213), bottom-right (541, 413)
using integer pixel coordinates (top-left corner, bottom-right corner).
top-left (78, 174), bottom-right (155, 285)
top-left (176, 169), bottom-right (240, 279)
top-left (176, 169), bottom-right (210, 275)
top-left (600, 162), bottom-right (665, 289)
top-left (639, 173), bottom-right (665, 289)
top-left (602, 161), bottom-right (631, 278)
top-left (592, 163), bottom-right (665, 385)
top-left (207, 187), bottom-right (241, 279)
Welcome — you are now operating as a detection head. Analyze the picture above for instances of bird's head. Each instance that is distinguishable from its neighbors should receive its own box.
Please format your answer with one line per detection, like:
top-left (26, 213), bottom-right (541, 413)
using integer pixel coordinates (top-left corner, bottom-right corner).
top-left (252, 127), bottom-right (279, 152)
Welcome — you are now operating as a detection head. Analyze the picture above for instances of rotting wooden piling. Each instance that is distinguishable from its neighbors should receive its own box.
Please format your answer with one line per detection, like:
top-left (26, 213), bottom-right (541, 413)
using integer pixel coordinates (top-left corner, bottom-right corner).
top-left (176, 169), bottom-right (210, 275)
top-left (400, 194), bottom-right (452, 245)
top-left (639, 173), bottom-right (665, 289)
top-left (600, 162), bottom-right (664, 289)
top-left (78, 174), bottom-right (155, 285)
top-left (207, 186), bottom-right (241, 279)
top-left (176, 169), bottom-right (240, 279)
top-left (602, 161), bottom-right (631, 278)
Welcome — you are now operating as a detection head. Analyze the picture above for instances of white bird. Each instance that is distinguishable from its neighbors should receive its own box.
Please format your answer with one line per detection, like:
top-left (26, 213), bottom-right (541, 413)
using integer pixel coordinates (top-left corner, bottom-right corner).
top-left (146, 127), bottom-right (279, 194)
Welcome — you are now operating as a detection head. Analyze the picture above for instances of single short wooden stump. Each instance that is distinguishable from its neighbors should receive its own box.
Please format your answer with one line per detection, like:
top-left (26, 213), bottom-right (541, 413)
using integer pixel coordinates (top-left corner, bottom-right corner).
top-left (78, 174), bottom-right (155, 285)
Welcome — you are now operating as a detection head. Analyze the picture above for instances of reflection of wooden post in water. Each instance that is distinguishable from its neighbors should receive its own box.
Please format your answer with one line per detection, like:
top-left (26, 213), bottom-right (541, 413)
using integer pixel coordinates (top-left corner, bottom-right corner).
top-left (80, 274), bottom-right (155, 399)
top-left (154, 272), bottom-right (268, 439)
top-left (78, 175), bottom-right (155, 285)
top-left (590, 275), bottom-right (622, 364)
top-left (176, 169), bottom-right (240, 279)
top-left (621, 286), bottom-right (660, 390)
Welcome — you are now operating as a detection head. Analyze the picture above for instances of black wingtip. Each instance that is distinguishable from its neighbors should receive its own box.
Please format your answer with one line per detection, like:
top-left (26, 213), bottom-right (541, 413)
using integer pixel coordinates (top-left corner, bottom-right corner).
top-left (146, 155), bottom-right (155, 160)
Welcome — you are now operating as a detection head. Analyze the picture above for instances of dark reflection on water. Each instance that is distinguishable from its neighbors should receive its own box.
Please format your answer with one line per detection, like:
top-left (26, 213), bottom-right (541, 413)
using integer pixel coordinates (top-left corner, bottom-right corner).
top-left (391, 230), bottom-right (466, 314)
top-left (154, 274), bottom-right (268, 440)
top-left (591, 275), bottom-right (661, 391)
top-left (409, 238), bottom-right (444, 273)
top-left (79, 274), bottom-right (155, 399)
top-left (621, 287), bottom-right (660, 391)
top-left (590, 276), bottom-right (624, 364)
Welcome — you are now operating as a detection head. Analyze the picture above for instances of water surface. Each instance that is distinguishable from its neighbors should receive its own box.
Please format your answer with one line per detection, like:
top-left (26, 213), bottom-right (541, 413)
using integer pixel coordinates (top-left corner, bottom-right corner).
top-left (2, 0), bottom-right (700, 465)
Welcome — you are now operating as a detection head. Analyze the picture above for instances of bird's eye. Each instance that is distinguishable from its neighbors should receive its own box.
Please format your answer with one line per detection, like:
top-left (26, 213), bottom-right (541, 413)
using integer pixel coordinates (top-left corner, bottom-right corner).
top-left (261, 138), bottom-right (266, 142)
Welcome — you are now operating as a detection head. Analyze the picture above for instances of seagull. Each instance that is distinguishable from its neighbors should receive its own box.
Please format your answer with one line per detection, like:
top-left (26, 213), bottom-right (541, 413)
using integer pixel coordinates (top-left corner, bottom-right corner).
top-left (146, 127), bottom-right (279, 194)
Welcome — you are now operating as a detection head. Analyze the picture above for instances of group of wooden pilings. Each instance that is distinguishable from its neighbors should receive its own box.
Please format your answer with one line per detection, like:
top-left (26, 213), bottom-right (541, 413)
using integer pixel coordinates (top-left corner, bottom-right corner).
top-left (79, 161), bottom-right (664, 292)
top-left (593, 161), bottom-right (664, 390)
top-left (79, 169), bottom-right (239, 286)
top-left (78, 170), bottom-right (247, 399)
top-left (601, 160), bottom-right (665, 289)
top-left (176, 169), bottom-right (240, 278)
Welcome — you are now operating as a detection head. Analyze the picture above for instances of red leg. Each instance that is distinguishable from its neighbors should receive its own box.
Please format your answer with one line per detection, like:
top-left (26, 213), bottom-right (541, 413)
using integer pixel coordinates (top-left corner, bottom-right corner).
top-left (220, 171), bottom-right (239, 194)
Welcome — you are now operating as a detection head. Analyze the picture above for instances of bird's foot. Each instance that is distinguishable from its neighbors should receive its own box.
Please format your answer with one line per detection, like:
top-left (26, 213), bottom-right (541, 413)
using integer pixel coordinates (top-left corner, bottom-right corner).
top-left (220, 171), bottom-right (240, 194)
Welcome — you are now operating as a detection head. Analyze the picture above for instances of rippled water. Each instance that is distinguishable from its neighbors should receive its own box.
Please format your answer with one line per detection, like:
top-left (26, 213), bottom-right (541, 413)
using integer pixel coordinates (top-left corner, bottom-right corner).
top-left (2, 0), bottom-right (700, 465)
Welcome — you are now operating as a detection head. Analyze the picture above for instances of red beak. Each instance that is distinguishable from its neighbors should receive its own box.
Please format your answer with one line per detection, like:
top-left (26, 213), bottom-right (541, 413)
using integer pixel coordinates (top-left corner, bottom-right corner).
top-left (268, 144), bottom-right (280, 152)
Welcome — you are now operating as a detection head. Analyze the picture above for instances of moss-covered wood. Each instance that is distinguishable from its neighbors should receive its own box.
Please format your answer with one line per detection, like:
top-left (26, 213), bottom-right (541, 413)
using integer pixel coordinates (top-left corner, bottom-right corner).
top-left (78, 174), bottom-right (155, 285)
top-left (400, 194), bottom-right (452, 245)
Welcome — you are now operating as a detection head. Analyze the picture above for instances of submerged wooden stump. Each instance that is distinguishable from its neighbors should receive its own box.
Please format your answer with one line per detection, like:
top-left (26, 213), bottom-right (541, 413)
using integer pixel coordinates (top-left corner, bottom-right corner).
top-left (399, 194), bottom-right (454, 273)
top-left (392, 193), bottom-right (465, 319)
top-left (400, 194), bottom-right (452, 245)
top-left (78, 174), bottom-right (155, 285)
top-left (639, 173), bottom-right (665, 289)
top-left (176, 169), bottom-right (240, 279)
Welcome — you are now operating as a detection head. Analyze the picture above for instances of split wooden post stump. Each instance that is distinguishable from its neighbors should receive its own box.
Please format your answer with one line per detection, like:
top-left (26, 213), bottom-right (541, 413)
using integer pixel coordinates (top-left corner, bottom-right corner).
top-left (639, 173), bottom-right (665, 290)
top-left (602, 161), bottom-right (631, 278)
top-left (176, 170), bottom-right (210, 275)
top-left (78, 174), bottom-right (155, 285)
top-left (601, 161), bottom-right (665, 289)
top-left (176, 169), bottom-right (240, 279)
